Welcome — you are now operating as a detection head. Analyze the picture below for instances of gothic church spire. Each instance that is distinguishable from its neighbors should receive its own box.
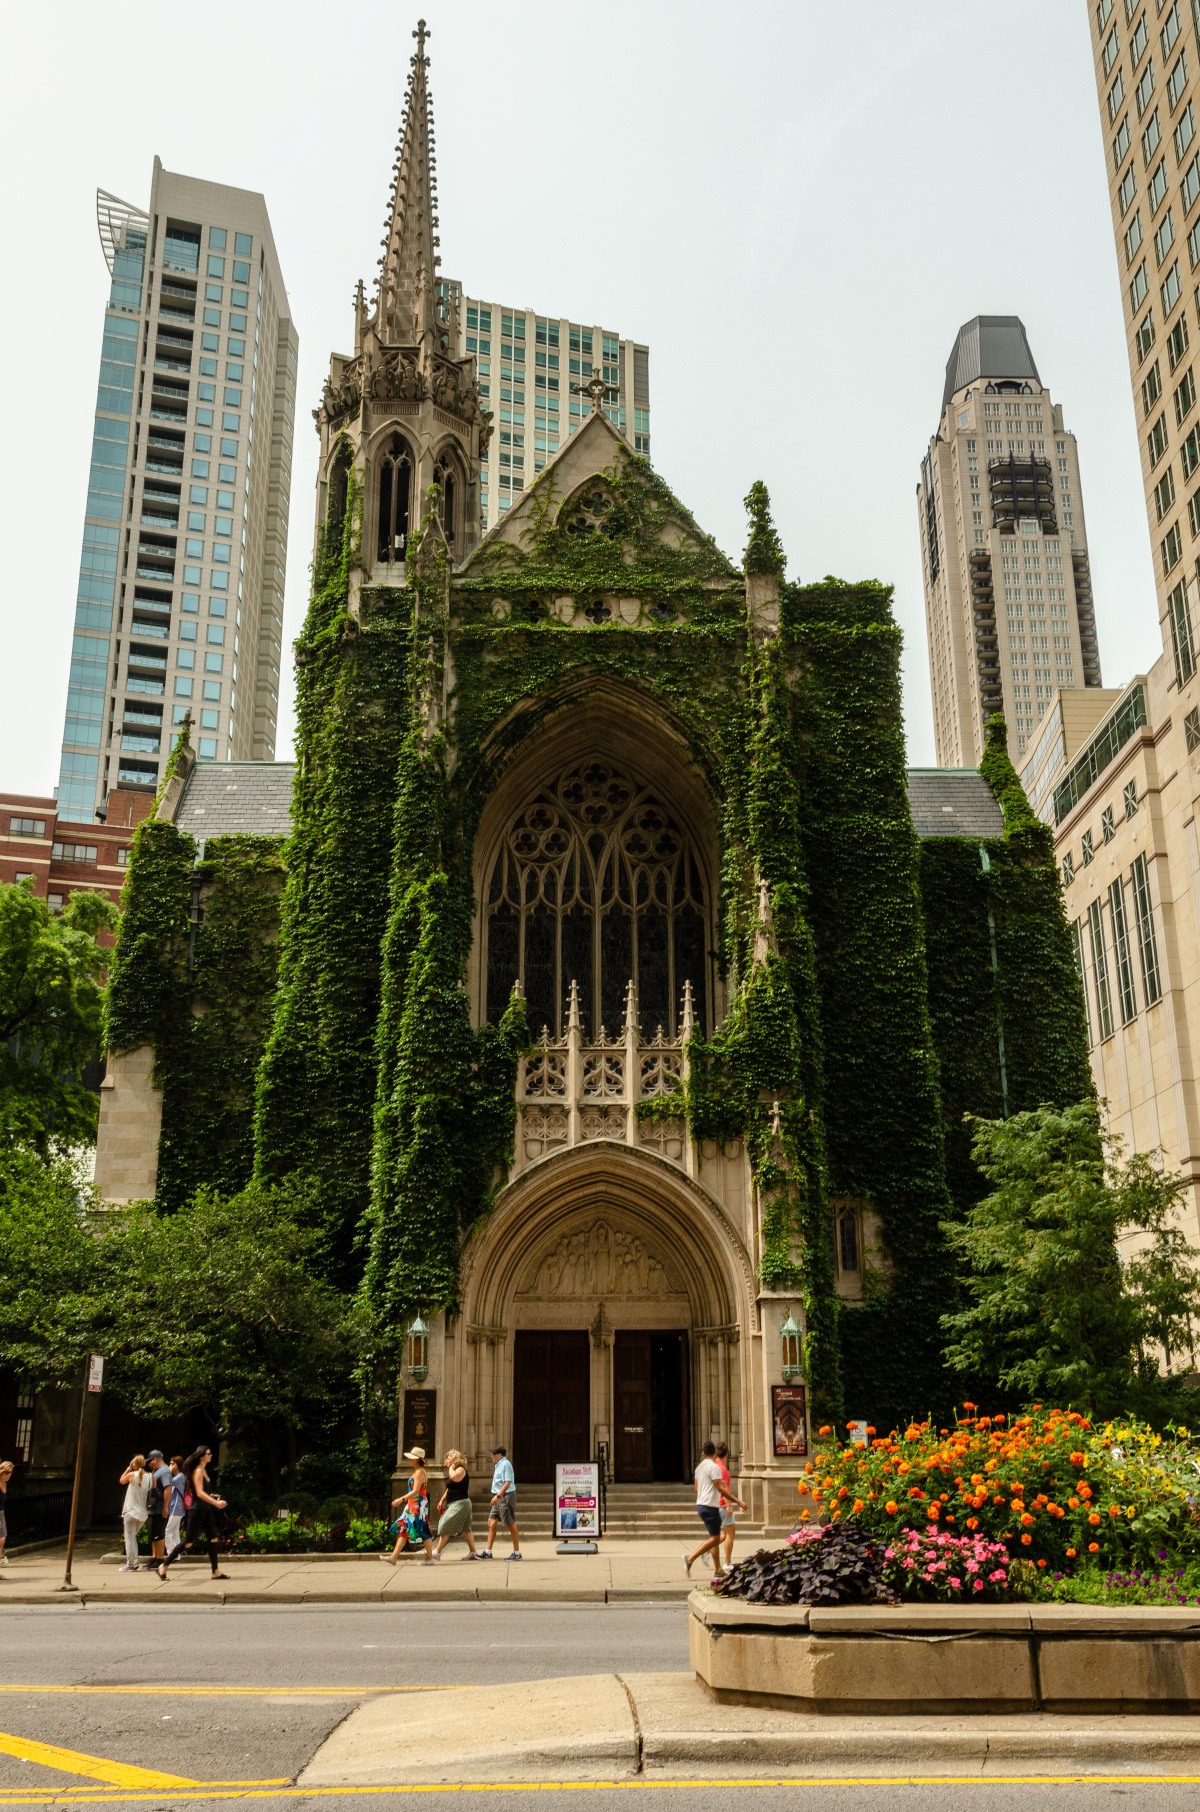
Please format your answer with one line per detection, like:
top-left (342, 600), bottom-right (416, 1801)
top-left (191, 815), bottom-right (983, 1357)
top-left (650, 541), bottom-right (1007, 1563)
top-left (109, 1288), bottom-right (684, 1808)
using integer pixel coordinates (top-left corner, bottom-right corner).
top-left (376, 19), bottom-right (440, 347)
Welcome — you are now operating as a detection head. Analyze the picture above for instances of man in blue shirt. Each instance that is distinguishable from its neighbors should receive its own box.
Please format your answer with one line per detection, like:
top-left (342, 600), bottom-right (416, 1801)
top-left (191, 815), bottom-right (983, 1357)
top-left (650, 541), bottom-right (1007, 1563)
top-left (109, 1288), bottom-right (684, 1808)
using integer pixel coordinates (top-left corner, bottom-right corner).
top-left (146, 1449), bottom-right (173, 1564)
top-left (481, 1445), bottom-right (521, 1561)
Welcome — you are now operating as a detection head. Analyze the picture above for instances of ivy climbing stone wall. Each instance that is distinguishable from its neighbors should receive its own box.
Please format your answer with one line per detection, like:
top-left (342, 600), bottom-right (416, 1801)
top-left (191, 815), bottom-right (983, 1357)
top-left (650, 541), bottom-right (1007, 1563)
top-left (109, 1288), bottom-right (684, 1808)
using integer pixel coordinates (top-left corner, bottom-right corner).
top-left (101, 444), bottom-right (1094, 1430)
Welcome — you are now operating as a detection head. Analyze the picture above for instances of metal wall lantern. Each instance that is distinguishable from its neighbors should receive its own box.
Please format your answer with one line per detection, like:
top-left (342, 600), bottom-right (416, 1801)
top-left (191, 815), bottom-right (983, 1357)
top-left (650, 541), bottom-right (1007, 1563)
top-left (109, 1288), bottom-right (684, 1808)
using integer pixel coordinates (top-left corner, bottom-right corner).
top-left (780, 1311), bottom-right (803, 1385)
top-left (405, 1313), bottom-right (430, 1384)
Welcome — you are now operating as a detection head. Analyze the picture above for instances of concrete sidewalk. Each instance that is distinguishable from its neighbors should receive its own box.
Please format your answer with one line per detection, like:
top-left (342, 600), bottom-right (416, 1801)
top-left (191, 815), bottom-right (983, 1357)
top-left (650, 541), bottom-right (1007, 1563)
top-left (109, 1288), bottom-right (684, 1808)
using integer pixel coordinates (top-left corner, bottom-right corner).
top-left (2, 1535), bottom-right (700, 1603)
top-left (298, 1672), bottom-right (1200, 1781)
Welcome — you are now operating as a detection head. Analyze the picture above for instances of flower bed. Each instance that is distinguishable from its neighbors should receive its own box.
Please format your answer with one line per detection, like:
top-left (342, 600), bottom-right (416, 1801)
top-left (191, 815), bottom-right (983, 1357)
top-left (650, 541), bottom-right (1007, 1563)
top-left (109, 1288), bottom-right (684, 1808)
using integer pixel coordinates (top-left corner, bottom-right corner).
top-left (796, 1406), bottom-right (1200, 1577)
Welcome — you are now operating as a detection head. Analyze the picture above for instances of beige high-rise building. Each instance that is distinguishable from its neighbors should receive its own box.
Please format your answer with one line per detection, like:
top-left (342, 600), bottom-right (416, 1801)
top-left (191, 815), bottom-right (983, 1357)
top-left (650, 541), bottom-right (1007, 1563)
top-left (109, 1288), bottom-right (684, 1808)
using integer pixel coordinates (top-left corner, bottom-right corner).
top-left (1010, 0), bottom-right (1200, 1247)
top-left (441, 287), bottom-right (649, 535)
top-left (917, 316), bottom-right (1103, 767)
top-left (55, 160), bottom-right (297, 822)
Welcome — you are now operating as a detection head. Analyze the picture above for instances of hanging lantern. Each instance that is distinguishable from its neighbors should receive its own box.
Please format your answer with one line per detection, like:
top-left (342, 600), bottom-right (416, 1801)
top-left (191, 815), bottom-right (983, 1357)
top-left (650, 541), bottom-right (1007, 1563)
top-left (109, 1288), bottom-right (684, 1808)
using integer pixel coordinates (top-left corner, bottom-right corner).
top-left (780, 1312), bottom-right (803, 1385)
top-left (405, 1313), bottom-right (430, 1384)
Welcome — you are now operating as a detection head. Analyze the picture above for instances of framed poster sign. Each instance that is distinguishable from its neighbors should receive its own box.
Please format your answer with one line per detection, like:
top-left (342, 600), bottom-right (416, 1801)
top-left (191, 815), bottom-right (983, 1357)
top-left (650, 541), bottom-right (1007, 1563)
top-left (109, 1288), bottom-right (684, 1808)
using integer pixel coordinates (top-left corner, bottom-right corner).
top-left (772, 1384), bottom-right (808, 1457)
top-left (402, 1389), bottom-right (437, 1457)
top-left (554, 1461), bottom-right (600, 1540)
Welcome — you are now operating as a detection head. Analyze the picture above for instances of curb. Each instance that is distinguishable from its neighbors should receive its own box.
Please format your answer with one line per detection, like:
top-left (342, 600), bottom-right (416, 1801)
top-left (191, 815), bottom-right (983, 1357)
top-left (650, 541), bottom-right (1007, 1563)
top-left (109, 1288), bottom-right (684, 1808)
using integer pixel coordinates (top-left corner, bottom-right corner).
top-left (0, 1586), bottom-right (693, 1607)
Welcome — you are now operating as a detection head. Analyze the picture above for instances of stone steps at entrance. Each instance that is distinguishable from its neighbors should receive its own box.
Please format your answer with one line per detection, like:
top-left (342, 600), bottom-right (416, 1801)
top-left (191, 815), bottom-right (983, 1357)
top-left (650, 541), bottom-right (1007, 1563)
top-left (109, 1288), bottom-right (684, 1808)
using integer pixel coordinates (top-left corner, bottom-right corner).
top-left (468, 1482), bottom-right (740, 1541)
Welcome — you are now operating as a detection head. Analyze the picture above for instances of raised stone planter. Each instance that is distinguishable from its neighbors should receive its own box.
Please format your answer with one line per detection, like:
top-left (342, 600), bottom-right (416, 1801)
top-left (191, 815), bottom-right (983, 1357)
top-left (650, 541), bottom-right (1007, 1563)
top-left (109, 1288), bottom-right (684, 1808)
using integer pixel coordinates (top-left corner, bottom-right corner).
top-left (689, 1590), bottom-right (1200, 1714)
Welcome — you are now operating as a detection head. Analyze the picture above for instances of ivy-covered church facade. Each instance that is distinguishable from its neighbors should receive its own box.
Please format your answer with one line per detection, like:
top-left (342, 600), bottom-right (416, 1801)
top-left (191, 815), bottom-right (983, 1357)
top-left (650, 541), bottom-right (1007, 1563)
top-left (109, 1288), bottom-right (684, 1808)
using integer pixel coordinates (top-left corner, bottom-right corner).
top-left (98, 27), bottom-right (1092, 1523)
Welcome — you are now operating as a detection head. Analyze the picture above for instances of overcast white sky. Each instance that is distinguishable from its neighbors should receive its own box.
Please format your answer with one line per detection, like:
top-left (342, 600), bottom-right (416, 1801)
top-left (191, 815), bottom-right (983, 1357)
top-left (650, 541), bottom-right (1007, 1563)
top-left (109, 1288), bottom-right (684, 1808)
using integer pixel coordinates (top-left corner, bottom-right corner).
top-left (0, 0), bottom-right (1161, 796)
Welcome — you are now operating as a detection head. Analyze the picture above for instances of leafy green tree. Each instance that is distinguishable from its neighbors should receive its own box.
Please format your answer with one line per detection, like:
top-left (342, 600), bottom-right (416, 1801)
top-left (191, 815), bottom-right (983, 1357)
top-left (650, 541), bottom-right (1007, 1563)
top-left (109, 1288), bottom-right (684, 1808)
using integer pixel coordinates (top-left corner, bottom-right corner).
top-left (107, 1178), bottom-right (365, 1491)
top-left (0, 883), bottom-right (118, 1152)
top-left (941, 1102), bottom-right (1200, 1414)
top-left (0, 1143), bottom-right (110, 1389)
top-left (1123, 1202), bottom-right (1200, 1377)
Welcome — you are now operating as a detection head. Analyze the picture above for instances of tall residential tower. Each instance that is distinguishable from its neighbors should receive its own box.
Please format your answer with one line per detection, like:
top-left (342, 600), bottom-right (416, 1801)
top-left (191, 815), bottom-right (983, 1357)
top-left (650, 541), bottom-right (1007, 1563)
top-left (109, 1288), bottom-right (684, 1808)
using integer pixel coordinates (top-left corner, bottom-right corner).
top-left (918, 316), bottom-right (1102, 766)
top-left (449, 289), bottom-right (649, 534)
top-left (56, 160), bottom-right (297, 821)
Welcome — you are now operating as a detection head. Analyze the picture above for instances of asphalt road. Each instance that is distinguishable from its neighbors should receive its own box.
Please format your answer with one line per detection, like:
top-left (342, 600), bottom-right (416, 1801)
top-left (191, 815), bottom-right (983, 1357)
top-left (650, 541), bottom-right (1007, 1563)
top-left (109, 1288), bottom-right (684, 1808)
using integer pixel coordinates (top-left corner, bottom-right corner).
top-left (0, 1604), bottom-right (1195, 1811)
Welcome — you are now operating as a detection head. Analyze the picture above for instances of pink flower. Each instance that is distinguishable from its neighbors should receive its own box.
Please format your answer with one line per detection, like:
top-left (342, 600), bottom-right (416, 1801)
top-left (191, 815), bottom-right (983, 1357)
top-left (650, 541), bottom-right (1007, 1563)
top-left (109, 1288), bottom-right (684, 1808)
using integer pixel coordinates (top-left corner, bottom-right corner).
top-left (948, 1577), bottom-right (962, 1588)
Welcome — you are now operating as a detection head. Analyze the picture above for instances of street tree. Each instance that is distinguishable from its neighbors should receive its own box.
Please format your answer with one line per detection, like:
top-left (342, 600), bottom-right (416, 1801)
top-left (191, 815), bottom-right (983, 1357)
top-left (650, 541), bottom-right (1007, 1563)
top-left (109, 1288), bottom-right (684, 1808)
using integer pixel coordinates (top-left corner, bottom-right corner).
top-left (941, 1101), bottom-right (1200, 1414)
top-left (0, 882), bottom-right (118, 1152)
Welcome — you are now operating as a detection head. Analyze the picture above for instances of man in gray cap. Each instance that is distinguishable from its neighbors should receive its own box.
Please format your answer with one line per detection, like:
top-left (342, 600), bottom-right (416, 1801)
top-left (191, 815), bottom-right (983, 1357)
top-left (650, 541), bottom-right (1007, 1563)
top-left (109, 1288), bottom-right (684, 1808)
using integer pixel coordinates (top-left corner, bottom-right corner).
top-left (146, 1450), bottom-right (172, 1564)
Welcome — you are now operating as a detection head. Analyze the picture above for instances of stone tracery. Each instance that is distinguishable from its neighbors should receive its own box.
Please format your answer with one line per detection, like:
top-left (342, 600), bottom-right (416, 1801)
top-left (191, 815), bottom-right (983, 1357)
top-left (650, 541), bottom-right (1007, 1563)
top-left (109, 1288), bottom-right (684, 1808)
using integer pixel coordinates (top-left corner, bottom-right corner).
top-left (483, 760), bottom-right (709, 1039)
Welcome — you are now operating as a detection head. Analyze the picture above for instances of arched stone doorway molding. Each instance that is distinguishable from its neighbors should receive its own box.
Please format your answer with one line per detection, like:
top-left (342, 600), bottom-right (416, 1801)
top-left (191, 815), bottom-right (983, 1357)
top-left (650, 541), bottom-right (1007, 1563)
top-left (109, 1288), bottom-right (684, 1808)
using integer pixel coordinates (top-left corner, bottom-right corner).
top-left (445, 1143), bottom-right (759, 1489)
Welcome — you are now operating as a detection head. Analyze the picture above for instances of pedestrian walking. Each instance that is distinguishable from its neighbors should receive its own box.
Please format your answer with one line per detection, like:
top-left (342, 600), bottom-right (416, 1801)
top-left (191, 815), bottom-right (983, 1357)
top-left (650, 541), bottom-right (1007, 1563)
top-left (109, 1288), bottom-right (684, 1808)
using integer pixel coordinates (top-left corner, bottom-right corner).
top-left (383, 1448), bottom-right (435, 1564)
top-left (146, 1449), bottom-right (172, 1563)
top-left (118, 1455), bottom-right (152, 1572)
top-left (714, 1441), bottom-right (739, 1572)
top-left (163, 1457), bottom-right (186, 1556)
top-left (0, 1460), bottom-right (12, 1571)
top-left (481, 1444), bottom-right (521, 1561)
top-left (158, 1446), bottom-right (231, 1581)
top-left (683, 1440), bottom-right (745, 1579)
top-left (434, 1450), bottom-right (479, 1559)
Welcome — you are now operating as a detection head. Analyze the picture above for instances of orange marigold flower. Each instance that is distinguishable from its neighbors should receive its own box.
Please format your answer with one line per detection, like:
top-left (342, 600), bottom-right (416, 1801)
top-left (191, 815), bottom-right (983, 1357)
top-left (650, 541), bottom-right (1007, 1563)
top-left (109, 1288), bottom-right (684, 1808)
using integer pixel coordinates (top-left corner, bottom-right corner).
top-left (1066, 1547), bottom-right (1077, 1558)
top-left (866, 1426), bottom-right (877, 1436)
top-left (853, 1499), bottom-right (864, 1514)
top-left (1010, 1500), bottom-right (1025, 1515)
top-left (927, 1504), bottom-right (940, 1520)
top-left (1088, 1513), bottom-right (1101, 1526)
top-left (1108, 1505), bottom-right (1120, 1518)
top-left (1069, 1452), bottom-right (1086, 1466)
top-left (818, 1426), bottom-right (832, 1436)
top-left (1088, 1541), bottom-right (1100, 1553)
top-left (1020, 1512), bottom-right (1035, 1526)
top-left (962, 1401), bottom-right (977, 1411)
top-left (1020, 1533), bottom-right (1033, 1545)
top-left (1036, 1559), bottom-right (1047, 1568)
top-left (1068, 1497), bottom-right (1080, 1509)
top-left (837, 1486), bottom-right (849, 1500)
top-left (966, 1516), bottom-right (979, 1530)
top-left (885, 1501), bottom-right (898, 1515)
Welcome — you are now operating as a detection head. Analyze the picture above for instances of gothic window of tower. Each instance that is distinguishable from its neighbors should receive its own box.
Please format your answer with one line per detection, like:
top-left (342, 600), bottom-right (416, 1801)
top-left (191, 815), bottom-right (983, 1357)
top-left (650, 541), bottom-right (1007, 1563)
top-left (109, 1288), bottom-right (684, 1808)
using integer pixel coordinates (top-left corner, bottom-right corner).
top-left (483, 760), bottom-right (709, 1041)
top-left (327, 443), bottom-right (351, 546)
top-left (377, 433), bottom-right (413, 564)
top-left (434, 447), bottom-right (461, 553)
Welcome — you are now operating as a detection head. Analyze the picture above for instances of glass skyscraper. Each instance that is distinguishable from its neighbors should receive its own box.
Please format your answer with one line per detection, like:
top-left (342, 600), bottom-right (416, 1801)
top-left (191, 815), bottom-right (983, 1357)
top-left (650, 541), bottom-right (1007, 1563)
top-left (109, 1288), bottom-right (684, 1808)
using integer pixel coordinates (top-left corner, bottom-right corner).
top-left (57, 160), bottom-right (297, 821)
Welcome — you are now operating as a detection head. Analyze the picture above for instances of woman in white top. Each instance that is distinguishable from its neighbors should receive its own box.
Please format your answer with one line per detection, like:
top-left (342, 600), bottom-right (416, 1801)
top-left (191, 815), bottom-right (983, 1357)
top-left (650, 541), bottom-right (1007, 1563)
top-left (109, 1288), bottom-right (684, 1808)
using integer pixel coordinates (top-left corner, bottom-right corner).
top-left (119, 1455), bottom-right (151, 1573)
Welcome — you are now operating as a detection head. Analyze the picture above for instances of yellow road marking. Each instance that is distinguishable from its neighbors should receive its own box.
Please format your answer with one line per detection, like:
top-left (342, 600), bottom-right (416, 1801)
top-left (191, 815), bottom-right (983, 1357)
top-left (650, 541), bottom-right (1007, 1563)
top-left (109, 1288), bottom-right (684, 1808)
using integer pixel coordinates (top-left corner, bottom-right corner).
top-left (0, 1687), bottom-right (460, 1698)
top-left (0, 1732), bottom-right (199, 1790)
top-left (0, 1777), bottom-right (1197, 1801)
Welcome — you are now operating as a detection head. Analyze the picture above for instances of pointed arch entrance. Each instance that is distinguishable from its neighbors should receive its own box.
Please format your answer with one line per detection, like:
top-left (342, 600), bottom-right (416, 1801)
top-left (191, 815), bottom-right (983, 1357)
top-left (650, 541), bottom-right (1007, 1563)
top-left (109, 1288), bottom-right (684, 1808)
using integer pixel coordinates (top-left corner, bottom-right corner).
top-left (453, 1144), bottom-right (752, 1484)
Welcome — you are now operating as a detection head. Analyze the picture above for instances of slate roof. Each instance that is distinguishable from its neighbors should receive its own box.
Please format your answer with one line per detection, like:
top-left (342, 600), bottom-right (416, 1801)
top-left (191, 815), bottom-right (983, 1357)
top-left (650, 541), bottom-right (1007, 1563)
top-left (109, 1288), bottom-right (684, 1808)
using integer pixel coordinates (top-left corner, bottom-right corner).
top-left (167, 761), bottom-right (1000, 846)
top-left (942, 315), bottom-right (1040, 411)
top-left (906, 769), bottom-right (1005, 840)
top-left (171, 760), bottom-right (295, 840)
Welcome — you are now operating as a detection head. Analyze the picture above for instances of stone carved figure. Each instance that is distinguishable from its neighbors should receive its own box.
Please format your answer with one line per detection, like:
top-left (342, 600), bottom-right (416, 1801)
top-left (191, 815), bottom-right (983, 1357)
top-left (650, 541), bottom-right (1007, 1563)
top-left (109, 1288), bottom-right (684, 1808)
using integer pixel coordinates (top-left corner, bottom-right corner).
top-left (523, 1219), bottom-right (673, 1298)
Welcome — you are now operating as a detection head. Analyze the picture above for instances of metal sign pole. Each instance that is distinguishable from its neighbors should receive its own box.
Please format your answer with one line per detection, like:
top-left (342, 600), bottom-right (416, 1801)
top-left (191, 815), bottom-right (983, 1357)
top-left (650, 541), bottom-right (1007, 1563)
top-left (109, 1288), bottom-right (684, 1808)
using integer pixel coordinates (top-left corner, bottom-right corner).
top-left (58, 1356), bottom-right (103, 1594)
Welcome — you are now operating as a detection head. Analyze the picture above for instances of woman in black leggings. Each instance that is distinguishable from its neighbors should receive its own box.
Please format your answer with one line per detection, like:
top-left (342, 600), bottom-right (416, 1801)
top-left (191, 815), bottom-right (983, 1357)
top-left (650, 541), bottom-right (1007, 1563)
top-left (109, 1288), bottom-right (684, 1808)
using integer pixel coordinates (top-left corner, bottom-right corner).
top-left (158, 1445), bottom-right (229, 1581)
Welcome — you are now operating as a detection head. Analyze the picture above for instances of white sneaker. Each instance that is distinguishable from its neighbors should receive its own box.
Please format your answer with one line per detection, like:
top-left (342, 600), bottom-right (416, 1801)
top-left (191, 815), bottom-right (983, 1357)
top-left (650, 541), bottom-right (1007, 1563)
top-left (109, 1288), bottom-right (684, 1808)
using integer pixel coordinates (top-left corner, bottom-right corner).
top-left (0, 1555), bottom-right (9, 1566)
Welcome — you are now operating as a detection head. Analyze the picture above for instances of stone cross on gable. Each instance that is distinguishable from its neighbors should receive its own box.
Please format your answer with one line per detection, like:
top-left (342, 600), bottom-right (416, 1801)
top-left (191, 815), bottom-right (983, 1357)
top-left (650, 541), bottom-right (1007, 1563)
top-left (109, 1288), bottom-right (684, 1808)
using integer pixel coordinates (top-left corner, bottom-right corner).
top-left (570, 374), bottom-right (617, 416)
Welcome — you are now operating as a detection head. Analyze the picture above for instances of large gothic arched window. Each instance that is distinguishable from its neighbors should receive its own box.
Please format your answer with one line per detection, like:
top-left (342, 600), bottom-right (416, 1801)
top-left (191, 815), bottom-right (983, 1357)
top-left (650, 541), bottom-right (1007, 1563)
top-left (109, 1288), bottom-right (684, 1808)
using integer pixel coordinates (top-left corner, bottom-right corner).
top-left (484, 761), bottom-right (708, 1040)
top-left (376, 433), bottom-right (412, 563)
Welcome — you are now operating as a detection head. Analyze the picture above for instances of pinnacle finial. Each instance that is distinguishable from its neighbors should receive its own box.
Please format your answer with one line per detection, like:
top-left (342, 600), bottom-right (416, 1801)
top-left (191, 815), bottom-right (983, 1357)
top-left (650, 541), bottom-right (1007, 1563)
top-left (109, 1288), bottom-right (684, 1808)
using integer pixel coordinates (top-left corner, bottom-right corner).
top-left (621, 978), bottom-right (638, 1037)
top-left (680, 978), bottom-right (695, 1036)
top-left (566, 978), bottom-right (581, 1030)
top-left (413, 17), bottom-right (429, 53)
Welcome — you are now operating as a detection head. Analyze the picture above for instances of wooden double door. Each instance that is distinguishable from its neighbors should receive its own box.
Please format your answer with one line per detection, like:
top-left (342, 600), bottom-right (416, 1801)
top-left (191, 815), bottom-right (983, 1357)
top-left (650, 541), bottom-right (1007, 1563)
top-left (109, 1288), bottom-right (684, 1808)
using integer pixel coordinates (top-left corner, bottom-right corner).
top-left (512, 1328), bottom-right (690, 1483)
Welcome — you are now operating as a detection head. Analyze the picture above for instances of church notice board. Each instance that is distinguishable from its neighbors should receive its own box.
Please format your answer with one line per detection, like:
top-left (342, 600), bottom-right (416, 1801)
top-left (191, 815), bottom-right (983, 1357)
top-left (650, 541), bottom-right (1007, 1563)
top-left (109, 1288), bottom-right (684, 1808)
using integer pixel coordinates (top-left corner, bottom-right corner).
top-left (772, 1385), bottom-right (808, 1457)
top-left (403, 1390), bottom-right (437, 1457)
top-left (555, 1461), bottom-right (601, 1540)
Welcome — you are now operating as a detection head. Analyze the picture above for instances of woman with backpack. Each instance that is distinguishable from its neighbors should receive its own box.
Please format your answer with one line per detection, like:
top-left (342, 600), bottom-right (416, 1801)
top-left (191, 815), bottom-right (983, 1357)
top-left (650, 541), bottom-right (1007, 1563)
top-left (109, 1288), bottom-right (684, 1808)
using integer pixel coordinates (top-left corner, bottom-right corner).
top-left (158, 1446), bottom-right (230, 1582)
top-left (118, 1455), bottom-right (152, 1573)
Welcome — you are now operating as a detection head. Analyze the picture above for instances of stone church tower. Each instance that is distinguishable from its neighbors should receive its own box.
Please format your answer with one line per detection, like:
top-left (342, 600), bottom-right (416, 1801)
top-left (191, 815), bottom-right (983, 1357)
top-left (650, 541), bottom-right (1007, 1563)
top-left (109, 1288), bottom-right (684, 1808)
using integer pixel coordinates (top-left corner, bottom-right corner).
top-left (97, 19), bottom-right (1093, 1530)
top-left (313, 21), bottom-right (490, 580)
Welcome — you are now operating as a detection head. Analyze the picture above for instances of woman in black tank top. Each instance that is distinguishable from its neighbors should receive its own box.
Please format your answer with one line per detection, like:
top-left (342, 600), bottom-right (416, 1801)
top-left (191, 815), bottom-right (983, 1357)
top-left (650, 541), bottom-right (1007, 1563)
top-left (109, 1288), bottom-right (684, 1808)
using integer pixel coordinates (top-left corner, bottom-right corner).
top-left (434, 1448), bottom-right (478, 1559)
